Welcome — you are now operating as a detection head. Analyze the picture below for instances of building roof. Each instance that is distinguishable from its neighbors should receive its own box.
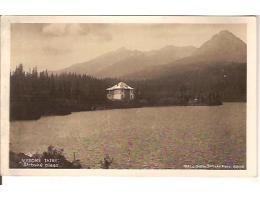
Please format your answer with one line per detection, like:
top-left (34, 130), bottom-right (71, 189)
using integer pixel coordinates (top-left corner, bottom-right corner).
top-left (106, 82), bottom-right (134, 90)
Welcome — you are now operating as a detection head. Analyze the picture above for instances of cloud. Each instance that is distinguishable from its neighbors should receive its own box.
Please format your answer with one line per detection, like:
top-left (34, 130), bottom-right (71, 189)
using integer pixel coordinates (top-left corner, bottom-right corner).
top-left (41, 23), bottom-right (113, 41)
top-left (42, 24), bottom-right (84, 36)
top-left (42, 46), bottom-right (71, 55)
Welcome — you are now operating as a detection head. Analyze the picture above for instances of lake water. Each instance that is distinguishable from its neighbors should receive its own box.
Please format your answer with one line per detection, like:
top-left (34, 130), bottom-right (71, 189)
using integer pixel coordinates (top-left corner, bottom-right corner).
top-left (10, 103), bottom-right (246, 169)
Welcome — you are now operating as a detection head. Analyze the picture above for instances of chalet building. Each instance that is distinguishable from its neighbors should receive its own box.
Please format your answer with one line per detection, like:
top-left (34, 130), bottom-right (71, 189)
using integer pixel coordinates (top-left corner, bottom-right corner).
top-left (106, 82), bottom-right (134, 101)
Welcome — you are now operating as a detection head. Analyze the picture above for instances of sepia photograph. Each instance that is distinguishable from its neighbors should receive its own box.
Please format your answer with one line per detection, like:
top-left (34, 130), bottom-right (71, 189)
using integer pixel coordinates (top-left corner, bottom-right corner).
top-left (0, 16), bottom-right (257, 176)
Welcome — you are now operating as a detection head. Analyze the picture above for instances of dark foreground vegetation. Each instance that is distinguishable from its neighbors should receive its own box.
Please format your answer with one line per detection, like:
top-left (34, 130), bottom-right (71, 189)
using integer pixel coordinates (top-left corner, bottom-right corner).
top-left (10, 145), bottom-right (82, 169)
top-left (10, 63), bottom-right (246, 120)
top-left (10, 145), bottom-right (116, 169)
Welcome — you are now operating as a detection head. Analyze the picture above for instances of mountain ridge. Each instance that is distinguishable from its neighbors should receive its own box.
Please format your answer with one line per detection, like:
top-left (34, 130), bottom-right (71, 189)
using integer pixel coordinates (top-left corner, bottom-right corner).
top-left (122, 30), bottom-right (246, 80)
top-left (58, 30), bottom-right (246, 80)
top-left (58, 45), bottom-right (197, 77)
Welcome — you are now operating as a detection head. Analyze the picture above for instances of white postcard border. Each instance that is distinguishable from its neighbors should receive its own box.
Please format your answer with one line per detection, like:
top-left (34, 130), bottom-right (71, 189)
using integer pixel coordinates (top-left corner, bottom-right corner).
top-left (1, 16), bottom-right (257, 176)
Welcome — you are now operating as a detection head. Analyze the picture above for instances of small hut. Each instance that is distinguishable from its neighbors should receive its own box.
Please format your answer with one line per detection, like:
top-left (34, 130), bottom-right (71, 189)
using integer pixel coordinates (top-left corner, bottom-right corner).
top-left (106, 82), bottom-right (134, 101)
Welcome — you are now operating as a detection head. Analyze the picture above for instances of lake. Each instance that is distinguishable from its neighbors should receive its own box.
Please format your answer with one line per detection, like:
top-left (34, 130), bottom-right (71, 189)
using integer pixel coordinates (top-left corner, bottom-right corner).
top-left (10, 103), bottom-right (246, 169)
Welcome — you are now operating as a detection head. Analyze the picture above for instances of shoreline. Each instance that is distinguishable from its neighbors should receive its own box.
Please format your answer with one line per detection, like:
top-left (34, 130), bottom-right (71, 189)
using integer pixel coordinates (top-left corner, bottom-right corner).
top-left (10, 101), bottom-right (247, 122)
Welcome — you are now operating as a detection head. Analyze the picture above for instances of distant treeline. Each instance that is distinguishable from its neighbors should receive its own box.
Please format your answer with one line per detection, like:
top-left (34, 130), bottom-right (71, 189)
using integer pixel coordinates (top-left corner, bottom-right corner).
top-left (10, 64), bottom-right (115, 120)
top-left (10, 63), bottom-right (246, 120)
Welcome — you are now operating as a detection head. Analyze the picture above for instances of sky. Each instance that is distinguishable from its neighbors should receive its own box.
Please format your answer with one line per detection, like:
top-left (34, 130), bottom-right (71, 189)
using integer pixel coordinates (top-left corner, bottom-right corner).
top-left (11, 23), bottom-right (246, 71)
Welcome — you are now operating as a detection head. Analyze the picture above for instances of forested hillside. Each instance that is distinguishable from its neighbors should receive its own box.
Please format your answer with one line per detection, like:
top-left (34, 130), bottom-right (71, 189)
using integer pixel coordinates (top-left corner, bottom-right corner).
top-left (10, 64), bottom-right (114, 120)
top-left (10, 61), bottom-right (246, 121)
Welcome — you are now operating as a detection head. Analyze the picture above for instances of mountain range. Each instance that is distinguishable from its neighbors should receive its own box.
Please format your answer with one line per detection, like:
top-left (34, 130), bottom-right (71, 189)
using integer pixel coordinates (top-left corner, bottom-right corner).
top-left (59, 45), bottom-right (197, 78)
top-left (58, 30), bottom-right (246, 80)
